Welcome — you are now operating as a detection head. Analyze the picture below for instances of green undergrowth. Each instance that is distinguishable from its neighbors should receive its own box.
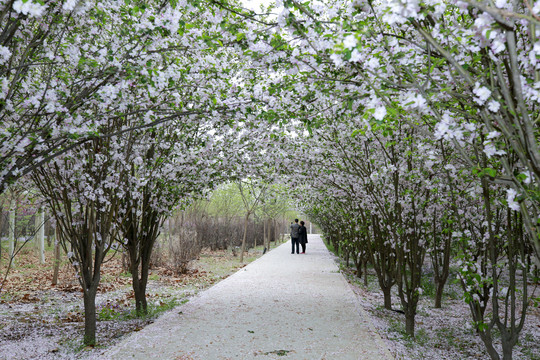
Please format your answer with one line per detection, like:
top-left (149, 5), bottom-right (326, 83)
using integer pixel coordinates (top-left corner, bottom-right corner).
top-left (97, 296), bottom-right (187, 322)
top-left (321, 236), bottom-right (337, 255)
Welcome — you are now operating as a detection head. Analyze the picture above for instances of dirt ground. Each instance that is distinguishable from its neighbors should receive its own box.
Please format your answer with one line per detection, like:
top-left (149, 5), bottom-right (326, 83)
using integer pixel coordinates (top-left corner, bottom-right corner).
top-left (341, 266), bottom-right (540, 360)
top-left (1, 241), bottom-right (539, 360)
top-left (0, 245), bottom-right (264, 360)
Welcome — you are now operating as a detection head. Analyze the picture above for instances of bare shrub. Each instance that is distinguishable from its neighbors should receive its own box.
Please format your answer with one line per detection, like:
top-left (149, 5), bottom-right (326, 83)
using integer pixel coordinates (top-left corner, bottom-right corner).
top-left (149, 238), bottom-right (166, 269)
top-left (163, 206), bottom-right (281, 263)
top-left (196, 216), bottom-right (265, 250)
top-left (168, 223), bottom-right (200, 275)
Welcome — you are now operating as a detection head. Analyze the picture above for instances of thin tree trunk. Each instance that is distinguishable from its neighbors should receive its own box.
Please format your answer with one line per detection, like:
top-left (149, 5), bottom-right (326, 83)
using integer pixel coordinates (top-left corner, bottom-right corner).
top-left (434, 280), bottom-right (445, 308)
top-left (363, 259), bottom-right (368, 287)
top-left (432, 231), bottom-right (451, 309)
top-left (131, 248), bottom-right (151, 315)
top-left (405, 308), bottom-right (415, 336)
top-left (83, 285), bottom-right (98, 345)
top-left (46, 221), bottom-right (52, 248)
top-left (272, 219), bottom-right (277, 245)
top-left (52, 238), bottom-right (61, 286)
top-left (254, 221), bottom-right (257, 249)
top-left (382, 285), bottom-right (392, 310)
top-left (267, 219), bottom-right (271, 250)
top-left (483, 337), bottom-right (501, 360)
top-left (501, 333), bottom-right (515, 360)
top-left (240, 213), bottom-right (249, 262)
top-left (132, 270), bottom-right (148, 315)
top-left (263, 219), bottom-right (268, 252)
top-left (36, 208), bottom-right (45, 264)
top-left (8, 200), bottom-right (15, 266)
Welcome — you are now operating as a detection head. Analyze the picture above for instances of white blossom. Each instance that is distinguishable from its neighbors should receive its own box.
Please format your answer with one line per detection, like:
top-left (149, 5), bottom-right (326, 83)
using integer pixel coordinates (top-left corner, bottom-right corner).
top-left (13, 0), bottom-right (47, 17)
top-left (402, 93), bottom-right (427, 110)
top-left (483, 142), bottom-right (506, 158)
top-left (366, 57), bottom-right (379, 70)
top-left (521, 171), bottom-right (532, 185)
top-left (330, 53), bottom-right (344, 67)
top-left (62, 0), bottom-right (78, 11)
top-left (506, 188), bottom-right (520, 211)
top-left (473, 82), bottom-right (491, 105)
top-left (0, 46), bottom-right (11, 65)
top-left (343, 35), bottom-right (357, 50)
top-left (373, 106), bottom-right (386, 120)
top-left (487, 100), bottom-right (500, 112)
top-left (486, 131), bottom-right (501, 139)
top-left (533, 1), bottom-right (540, 14)
top-left (349, 49), bottom-right (362, 62)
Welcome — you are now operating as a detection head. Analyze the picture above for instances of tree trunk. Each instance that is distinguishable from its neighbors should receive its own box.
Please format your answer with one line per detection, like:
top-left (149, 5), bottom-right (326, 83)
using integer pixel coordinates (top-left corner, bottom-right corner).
top-left (431, 231), bottom-right (451, 309)
top-left (502, 339), bottom-right (514, 360)
top-left (363, 260), bottom-right (368, 287)
top-left (264, 219), bottom-right (271, 251)
top-left (354, 256), bottom-right (362, 278)
top-left (434, 279), bottom-right (445, 308)
top-left (267, 219), bottom-right (271, 250)
top-left (36, 208), bottom-right (45, 264)
top-left (83, 286), bottom-right (98, 345)
top-left (46, 221), bottom-right (52, 248)
top-left (480, 333), bottom-right (501, 360)
top-left (132, 273), bottom-right (148, 315)
top-left (131, 256), bottom-right (150, 315)
top-left (122, 250), bottom-right (130, 273)
top-left (52, 240), bottom-right (61, 286)
top-left (254, 223), bottom-right (257, 249)
top-left (8, 200), bottom-right (15, 266)
top-left (262, 219), bottom-right (266, 251)
top-left (240, 213), bottom-right (249, 263)
top-left (382, 285), bottom-right (392, 310)
top-left (405, 309), bottom-right (415, 336)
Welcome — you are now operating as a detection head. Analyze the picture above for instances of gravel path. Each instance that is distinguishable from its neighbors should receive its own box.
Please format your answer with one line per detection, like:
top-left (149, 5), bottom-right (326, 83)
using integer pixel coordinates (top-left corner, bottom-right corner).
top-left (101, 235), bottom-right (392, 360)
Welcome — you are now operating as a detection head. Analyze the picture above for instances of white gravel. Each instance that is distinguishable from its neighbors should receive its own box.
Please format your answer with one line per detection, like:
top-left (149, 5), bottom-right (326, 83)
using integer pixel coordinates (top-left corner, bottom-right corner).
top-left (100, 235), bottom-right (393, 360)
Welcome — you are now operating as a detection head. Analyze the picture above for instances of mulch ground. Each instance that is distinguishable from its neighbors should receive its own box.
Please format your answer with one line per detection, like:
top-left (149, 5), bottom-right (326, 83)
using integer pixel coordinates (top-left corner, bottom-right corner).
top-left (0, 246), bottom-right (251, 360)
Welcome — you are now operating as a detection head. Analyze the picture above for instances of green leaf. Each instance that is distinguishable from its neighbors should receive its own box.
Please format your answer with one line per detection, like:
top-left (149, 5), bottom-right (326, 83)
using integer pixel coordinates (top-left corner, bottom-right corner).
top-left (484, 168), bottom-right (496, 178)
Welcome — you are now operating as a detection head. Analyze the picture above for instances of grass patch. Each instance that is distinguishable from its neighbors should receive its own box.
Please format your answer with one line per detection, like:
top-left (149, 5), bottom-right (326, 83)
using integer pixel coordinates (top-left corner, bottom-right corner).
top-left (119, 271), bottom-right (132, 278)
top-left (433, 326), bottom-right (467, 352)
top-left (59, 336), bottom-right (86, 354)
top-left (415, 328), bottom-right (429, 346)
top-left (387, 318), bottom-right (431, 348)
top-left (321, 236), bottom-right (337, 255)
top-left (443, 284), bottom-right (461, 300)
top-left (420, 274), bottom-right (436, 298)
top-left (97, 296), bottom-right (185, 321)
top-left (388, 317), bottom-right (407, 337)
top-left (341, 264), bottom-right (379, 292)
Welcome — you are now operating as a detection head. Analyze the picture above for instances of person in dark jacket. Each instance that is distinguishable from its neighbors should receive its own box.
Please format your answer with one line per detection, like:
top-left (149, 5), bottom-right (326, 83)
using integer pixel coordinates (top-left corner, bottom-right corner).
top-left (298, 221), bottom-right (308, 254)
top-left (290, 219), bottom-right (300, 254)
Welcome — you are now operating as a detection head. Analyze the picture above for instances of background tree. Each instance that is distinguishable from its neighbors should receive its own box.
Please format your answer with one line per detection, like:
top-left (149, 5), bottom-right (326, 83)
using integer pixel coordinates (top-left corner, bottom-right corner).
top-left (33, 124), bottom-right (124, 345)
top-left (237, 178), bottom-right (268, 262)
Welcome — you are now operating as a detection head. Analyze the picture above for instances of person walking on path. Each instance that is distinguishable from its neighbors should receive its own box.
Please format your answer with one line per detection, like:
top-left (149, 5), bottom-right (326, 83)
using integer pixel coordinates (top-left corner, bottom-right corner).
top-left (290, 218), bottom-right (300, 254)
top-left (299, 220), bottom-right (308, 254)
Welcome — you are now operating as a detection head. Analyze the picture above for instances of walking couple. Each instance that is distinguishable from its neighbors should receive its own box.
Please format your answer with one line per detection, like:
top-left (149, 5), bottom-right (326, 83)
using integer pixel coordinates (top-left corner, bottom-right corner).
top-left (290, 219), bottom-right (308, 254)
